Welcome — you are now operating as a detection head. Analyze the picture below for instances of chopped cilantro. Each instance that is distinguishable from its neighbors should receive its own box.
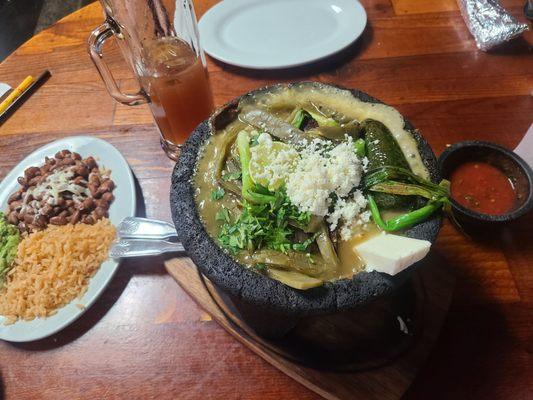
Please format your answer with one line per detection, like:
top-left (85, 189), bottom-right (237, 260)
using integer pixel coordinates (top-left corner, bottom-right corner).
top-left (354, 138), bottom-right (366, 157)
top-left (218, 189), bottom-right (311, 255)
top-left (211, 187), bottom-right (225, 201)
top-left (250, 134), bottom-right (260, 147)
top-left (292, 232), bottom-right (319, 252)
top-left (222, 171), bottom-right (242, 181)
top-left (253, 263), bottom-right (268, 274)
top-left (215, 207), bottom-right (231, 223)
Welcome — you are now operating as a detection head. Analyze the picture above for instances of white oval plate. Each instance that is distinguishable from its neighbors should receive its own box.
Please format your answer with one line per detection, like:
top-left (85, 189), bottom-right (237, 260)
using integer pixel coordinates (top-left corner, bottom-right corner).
top-left (0, 136), bottom-right (136, 342)
top-left (198, 0), bottom-right (367, 69)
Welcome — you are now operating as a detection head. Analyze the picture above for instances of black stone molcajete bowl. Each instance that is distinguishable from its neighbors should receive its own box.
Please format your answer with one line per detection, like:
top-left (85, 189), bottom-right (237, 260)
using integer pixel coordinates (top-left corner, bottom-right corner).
top-left (170, 82), bottom-right (442, 338)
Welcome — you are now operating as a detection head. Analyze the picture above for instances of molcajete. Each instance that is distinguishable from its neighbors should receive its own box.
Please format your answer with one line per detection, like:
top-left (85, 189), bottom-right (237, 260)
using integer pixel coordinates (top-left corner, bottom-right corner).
top-left (170, 82), bottom-right (442, 338)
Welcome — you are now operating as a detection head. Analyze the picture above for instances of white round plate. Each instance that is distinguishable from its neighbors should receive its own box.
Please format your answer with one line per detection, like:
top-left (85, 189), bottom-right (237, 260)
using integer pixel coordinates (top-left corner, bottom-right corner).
top-left (0, 136), bottom-right (136, 342)
top-left (198, 0), bottom-right (367, 69)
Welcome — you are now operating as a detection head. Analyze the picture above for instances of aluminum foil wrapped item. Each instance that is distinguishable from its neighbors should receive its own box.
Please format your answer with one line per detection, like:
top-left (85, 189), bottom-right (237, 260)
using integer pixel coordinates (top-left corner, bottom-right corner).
top-left (458, 0), bottom-right (529, 51)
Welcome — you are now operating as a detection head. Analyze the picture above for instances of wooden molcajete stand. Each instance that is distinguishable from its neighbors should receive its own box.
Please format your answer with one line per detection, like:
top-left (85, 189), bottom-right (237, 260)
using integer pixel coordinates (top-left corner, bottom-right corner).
top-left (165, 254), bottom-right (455, 400)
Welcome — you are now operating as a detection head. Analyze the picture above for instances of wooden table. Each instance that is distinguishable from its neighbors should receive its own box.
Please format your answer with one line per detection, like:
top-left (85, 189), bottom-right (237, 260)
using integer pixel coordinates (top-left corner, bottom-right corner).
top-left (0, 1), bottom-right (532, 398)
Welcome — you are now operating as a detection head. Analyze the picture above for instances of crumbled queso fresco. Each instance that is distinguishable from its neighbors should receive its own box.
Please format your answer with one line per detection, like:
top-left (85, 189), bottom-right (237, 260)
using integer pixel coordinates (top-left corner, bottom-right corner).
top-left (327, 191), bottom-right (371, 241)
top-left (253, 132), bottom-right (370, 240)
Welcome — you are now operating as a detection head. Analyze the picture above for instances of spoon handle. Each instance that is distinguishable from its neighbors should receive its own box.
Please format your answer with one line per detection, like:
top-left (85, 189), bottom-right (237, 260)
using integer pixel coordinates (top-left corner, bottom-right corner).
top-left (117, 217), bottom-right (177, 240)
top-left (110, 238), bottom-right (185, 258)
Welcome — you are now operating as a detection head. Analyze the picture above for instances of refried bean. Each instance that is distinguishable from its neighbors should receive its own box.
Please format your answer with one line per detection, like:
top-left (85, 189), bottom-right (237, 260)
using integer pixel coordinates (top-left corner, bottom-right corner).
top-left (6, 149), bottom-right (115, 233)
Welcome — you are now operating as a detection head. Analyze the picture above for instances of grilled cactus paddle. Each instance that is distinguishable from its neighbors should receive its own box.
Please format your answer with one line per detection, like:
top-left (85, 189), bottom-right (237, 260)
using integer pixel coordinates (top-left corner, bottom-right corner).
top-left (362, 119), bottom-right (415, 210)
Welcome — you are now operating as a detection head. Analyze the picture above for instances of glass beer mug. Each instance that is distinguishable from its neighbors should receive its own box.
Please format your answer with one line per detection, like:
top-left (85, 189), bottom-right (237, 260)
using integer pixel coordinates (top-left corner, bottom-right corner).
top-left (88, 0), bottom-right (214, 160)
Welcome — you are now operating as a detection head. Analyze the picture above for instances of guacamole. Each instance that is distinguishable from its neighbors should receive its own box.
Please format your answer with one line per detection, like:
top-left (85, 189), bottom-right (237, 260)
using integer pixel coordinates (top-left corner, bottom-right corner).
top-left (0, 212), bottom-right (20, 285)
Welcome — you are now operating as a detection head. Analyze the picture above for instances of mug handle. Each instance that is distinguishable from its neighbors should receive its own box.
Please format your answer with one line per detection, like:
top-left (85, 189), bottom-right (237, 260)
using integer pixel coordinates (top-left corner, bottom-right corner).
top-left (87, 21), bottom-right (149, 106)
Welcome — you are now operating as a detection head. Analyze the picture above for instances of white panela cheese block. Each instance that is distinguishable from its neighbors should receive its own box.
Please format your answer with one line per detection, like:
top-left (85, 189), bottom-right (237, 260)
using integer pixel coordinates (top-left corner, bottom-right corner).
top-left (355, 233), bottom-right (431, 275)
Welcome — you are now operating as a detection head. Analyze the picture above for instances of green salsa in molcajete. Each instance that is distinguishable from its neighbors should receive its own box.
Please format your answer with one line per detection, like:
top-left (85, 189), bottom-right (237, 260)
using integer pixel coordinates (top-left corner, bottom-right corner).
top-left (192, 84), bottom-right (450, 290)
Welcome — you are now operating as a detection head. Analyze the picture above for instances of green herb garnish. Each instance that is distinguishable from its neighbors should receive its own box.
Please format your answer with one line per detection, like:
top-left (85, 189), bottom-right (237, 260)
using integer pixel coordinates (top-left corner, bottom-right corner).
top-left (215, 207), bottom-right (231, 223)
top-left (354, 138), bottom-right (366, 158)
top-left (292, 232), bottom-right (319, 252)
top-left (211, 187), bottom-right (225, 201)
top-left (250, 133), bottom-right (260, 147)
top-left (222, 171), bottom-right (242, 181)
top-left (219, 131), bottom-right (312, 254)
top-left (218, 190), bottom-right (311, 255)
top-left (253, 263), bottom-right (268, 274)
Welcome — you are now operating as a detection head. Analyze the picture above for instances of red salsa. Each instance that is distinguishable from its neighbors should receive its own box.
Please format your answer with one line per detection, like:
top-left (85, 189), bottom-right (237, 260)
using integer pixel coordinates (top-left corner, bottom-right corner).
top-left (450, 162), bottom-right (516, 215)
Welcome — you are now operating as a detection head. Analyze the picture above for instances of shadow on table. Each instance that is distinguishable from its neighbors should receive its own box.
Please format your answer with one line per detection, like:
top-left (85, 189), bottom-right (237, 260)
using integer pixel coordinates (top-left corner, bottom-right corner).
top-left (8, 173), bottom-right (170, 351)
top-left (405, 218), bottom-right (531, 399)
top-left (444, 214), bottom-right (531, 303)
top-left (209, 22), bottom-right (374, 80)
top-left (405, 300), bottom-right (525, 399)
top-left (488, 36), bottom-right (531, 56)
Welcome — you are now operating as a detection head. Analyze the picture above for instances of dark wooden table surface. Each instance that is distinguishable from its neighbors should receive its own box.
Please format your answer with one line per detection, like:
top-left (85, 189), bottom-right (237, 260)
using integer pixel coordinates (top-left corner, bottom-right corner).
top-left (0, 1), bottom-right (532, 399)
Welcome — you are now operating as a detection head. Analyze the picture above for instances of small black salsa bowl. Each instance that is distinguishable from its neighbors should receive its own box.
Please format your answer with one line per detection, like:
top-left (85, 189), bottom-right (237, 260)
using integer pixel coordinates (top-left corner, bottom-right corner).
top-left (438, 140), bottom-right (533, 223)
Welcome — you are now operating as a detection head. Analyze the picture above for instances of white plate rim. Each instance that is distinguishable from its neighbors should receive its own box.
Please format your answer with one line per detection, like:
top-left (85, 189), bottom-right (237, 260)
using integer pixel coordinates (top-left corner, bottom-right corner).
top-left (0, 136), bottom-right (136, 342)
top-left (198, 0), bottom-right (367, 69)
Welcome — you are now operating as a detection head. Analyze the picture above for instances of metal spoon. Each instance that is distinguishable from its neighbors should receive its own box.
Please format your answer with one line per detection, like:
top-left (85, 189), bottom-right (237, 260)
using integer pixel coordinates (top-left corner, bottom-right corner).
top-left (110, 238), bottom-right (184, 258)
top-left (117, 217), bottom-right (177, 240)
top-left (110, 217), bottom-right (185, 258)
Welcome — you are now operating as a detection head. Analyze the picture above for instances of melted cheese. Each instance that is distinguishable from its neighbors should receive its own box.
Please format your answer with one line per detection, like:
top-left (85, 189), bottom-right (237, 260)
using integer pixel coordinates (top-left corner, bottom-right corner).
top-left (21, 168), bottom-right (90, 214)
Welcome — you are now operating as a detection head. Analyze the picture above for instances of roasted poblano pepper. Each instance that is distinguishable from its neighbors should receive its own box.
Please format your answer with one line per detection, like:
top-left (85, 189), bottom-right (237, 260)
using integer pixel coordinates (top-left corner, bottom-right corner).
top-left (362, 119), bottom-right (415, 210)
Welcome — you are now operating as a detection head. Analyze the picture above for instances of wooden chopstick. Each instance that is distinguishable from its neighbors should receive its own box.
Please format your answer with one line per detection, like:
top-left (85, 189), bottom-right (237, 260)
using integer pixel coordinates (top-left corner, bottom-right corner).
top-left (0, 70), bottom-right (51, 125)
